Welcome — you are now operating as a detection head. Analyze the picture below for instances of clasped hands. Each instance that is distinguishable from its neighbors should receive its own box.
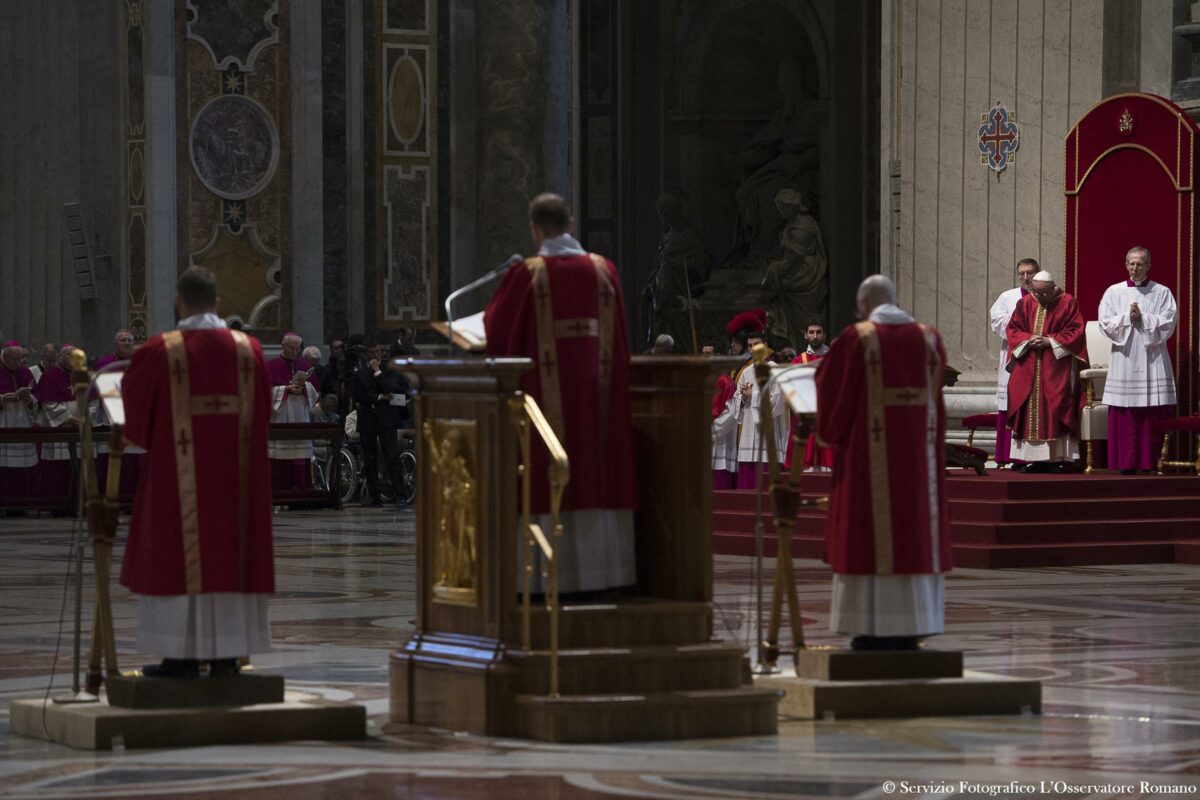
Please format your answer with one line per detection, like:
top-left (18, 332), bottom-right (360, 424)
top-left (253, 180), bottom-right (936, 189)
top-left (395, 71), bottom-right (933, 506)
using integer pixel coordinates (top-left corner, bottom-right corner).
top-left (1025, 335), bottom-right (1053, 351)
top-left (1129, 302), bottom-right (1142, 325)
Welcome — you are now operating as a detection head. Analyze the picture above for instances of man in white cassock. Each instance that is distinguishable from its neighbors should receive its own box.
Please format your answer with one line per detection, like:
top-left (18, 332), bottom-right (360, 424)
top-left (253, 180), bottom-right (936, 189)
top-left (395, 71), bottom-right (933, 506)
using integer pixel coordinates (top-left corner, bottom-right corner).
top-left (989, 258), bottom-right (1038, 466)
top-left (733, 331), bottom-right (788, 489)
top-left (1098, 246), bottom-right (1178, 472)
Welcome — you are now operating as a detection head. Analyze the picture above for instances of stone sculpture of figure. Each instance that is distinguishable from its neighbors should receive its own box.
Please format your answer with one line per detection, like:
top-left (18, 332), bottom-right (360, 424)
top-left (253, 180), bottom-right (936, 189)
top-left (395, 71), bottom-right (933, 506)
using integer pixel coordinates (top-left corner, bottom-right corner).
top-left (761, 189), bottom-right (827, 348)
top-left (732, 57), bottom-right (819, 270)
top-left (641, 193), bottom-right (710, 351)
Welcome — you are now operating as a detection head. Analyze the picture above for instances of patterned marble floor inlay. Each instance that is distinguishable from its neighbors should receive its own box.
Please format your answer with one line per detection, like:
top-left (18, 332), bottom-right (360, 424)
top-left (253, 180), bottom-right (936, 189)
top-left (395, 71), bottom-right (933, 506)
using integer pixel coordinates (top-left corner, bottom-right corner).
top-left (4, 507), bottom-right (1200, 798)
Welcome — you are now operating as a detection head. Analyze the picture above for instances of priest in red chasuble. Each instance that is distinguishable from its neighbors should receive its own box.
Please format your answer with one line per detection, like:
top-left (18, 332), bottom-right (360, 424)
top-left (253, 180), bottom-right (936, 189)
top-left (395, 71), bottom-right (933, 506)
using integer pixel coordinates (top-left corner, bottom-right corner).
top-left (1005, 270), bottom-right (1088, 471)
top-left (484, 193), bottom-right (637, 593)
top-left (119, 267), bottom-right (275, 678)
top-left (815, 275), bottom-right (951, 651)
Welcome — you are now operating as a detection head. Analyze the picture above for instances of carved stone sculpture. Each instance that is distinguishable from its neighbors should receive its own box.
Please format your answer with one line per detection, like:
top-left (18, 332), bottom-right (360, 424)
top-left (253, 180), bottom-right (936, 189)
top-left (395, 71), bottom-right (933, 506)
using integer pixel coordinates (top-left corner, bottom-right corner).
top-left (761, 189), bottom-right (827, 348)
top-left (730, 58), bottom-right (819, 271)
top-left (641, 194), bottom-right (710, 351)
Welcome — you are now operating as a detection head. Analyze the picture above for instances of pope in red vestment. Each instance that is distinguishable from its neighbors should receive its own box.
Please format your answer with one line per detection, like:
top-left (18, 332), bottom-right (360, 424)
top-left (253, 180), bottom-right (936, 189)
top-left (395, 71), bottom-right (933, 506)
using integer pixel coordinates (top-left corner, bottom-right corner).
top-left (119, 267), bottom-right (274, 674)
top-left (1005, 272), bottom-right (1088, 466)
top-left (815, 277), bottom-right (951, 649)
top-left (484, 193), bottom-right (637, 593)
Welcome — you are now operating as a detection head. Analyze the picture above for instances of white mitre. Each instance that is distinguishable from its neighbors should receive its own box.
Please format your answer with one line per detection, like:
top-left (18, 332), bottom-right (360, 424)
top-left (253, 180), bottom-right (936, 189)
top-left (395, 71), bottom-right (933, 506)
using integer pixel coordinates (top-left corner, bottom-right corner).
top-left (1032, 270), bottom-right (1054, 282)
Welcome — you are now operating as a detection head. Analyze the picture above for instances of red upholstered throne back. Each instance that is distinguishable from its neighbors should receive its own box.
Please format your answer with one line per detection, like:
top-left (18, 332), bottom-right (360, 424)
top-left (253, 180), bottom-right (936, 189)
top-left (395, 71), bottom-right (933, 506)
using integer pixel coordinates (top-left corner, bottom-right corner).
top-left (1065, 93), bottom-right (1199, 414)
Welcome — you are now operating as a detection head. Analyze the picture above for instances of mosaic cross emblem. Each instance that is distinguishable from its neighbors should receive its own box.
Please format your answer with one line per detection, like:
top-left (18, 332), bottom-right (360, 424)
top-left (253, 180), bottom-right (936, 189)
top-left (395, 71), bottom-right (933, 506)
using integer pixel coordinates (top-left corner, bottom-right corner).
top-left (977, 102), bottom-right (1020, 173)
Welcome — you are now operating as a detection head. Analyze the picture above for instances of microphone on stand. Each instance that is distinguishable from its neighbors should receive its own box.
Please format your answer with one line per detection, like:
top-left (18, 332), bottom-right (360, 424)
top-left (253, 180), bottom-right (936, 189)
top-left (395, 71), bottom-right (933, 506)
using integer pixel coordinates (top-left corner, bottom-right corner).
top-left (443, 253), bottom-right (523, 352)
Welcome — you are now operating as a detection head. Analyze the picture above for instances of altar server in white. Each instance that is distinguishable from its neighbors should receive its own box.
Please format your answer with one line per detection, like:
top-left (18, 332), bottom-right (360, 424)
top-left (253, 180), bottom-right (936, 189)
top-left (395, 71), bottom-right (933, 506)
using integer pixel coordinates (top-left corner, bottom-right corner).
top-left (1098, 246), bottom-right (1178, 473)
top-left (988, 258), bottom-right (1038, 466)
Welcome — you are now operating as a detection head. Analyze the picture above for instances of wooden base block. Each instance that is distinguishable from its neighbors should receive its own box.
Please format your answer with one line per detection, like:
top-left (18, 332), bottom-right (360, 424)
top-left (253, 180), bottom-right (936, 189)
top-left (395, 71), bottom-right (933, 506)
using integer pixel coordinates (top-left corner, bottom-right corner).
top-left (106, 673), bottom-right (285, 709)
top-left (793, 647), bottom-right (963, 681)
top-left (761, 670), bottom-right (1041, 720)
top-left (9, 692), bottom-right (366, 750)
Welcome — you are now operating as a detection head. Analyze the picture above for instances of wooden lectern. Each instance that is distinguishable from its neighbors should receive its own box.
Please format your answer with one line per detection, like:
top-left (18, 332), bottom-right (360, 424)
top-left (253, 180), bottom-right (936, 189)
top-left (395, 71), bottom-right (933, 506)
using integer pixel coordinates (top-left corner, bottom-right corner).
top-left (389, 355), bottom-right (780, 742)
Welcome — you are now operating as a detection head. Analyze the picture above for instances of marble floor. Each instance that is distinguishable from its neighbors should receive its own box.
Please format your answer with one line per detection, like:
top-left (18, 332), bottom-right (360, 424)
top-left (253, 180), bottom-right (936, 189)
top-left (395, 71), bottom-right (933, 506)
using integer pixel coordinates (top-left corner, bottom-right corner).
top-left (4, 507), bottom-right (1200, 799)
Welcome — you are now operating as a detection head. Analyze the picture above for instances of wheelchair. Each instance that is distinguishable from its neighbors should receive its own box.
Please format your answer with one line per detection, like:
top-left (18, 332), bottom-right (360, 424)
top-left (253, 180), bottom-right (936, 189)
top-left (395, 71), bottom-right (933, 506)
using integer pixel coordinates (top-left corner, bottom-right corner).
top-left (315, 427), bottom-right (416, 507)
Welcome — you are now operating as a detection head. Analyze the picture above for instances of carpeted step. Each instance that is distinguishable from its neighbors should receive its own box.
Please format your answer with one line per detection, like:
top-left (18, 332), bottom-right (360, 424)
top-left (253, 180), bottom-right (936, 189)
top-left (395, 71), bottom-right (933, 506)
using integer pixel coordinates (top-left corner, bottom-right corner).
top-left (952, 517), bottom-right (1200, 545)
top-left (951, 540), bottom-right (1180, 569)
top-left (949, 495), bottom-right (1200, 522)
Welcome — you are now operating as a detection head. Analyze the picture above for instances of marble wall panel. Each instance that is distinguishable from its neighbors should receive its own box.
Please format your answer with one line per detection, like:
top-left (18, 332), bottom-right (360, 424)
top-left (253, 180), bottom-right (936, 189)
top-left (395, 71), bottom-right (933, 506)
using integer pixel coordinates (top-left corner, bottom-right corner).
top-left (0, 0), bottom-right (120, 353)
top-left (887, 0), bottom-right (1129, 386)
top-left (178, 0), bottom-right (292, 336)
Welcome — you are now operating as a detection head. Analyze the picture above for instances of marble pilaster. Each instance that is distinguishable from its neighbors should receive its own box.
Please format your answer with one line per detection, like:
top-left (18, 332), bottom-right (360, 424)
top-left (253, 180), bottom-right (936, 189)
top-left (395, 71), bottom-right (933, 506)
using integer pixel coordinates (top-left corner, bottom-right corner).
top-left (345, 0), bottom-right (365, 334)
top-left (144, 0), bottom-right (179, 335)
top-left (960, 3), bottom-right (994, 382)
top-left (908, 0), bottom-right (940, 328)
top-left (292, 0), bottom-right (325, 346)
top-left (934, 0), bottom-right (966, 361)
top-left (1140, 0), bottom-right (1174, 98)
top-left (474, 1), bottom-right (561, 277)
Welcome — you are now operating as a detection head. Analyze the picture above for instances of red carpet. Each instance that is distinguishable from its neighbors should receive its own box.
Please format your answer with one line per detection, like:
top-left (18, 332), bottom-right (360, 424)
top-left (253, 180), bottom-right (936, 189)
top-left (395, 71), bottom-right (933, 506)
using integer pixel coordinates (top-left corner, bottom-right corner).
top-left (712, 470), bottom-right (1200, 569)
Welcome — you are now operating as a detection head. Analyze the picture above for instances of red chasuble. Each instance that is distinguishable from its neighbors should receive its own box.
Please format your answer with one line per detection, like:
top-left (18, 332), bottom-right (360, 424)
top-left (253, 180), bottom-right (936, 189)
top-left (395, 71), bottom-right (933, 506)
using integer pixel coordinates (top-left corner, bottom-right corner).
top-left (711, 374), bottom-right (735, 420)
top-left (484, 253), bottom-right (637, 514)
top-left (816, 321), bottom-right (951, 575)
top-left (119, 329), bottom-right (275, 596)
top-left (1004, 291), bottom-right (1088, 442)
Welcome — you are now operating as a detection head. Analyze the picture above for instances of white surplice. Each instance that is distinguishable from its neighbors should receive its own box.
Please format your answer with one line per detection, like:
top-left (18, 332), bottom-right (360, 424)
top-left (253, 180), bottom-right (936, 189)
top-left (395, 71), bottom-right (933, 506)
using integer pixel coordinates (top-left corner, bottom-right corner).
top-left (733, 363), bottom-right (788, 464)
top-left (989, 286), bottom-right (1025, 410)
top-left (711, 391), bottom-right (740, 473)
top-left (268, 380), bottom-right (320, 459)
top-left (1097, 279), bottom-right (1177, 407)
top-left (0, 380), bottom-right (37, 469)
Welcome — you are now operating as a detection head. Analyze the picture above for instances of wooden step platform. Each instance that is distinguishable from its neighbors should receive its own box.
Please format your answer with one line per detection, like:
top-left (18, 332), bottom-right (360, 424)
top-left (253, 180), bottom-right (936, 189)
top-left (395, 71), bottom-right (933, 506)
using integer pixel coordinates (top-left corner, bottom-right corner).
top-left (794, 646), bottom-right (963, 681)
top-left (507, 642), bottom-right (747, 695)
top-left (512, 686), bottom-right (781, 743)
top-left (106, 673), bottom-right (285, 709)
top-left (9, 691), bottom-right (367, 751)
top-left (513, 599), bottom-right (713, 649)
top-left (762, 670), bottom-right (1041, 720)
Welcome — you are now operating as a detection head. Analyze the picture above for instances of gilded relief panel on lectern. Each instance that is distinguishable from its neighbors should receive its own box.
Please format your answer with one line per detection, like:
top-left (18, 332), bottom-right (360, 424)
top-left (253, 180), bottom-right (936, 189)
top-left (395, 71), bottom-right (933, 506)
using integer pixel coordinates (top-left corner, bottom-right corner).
top-left (423, 419), bottom-right (479, 606)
